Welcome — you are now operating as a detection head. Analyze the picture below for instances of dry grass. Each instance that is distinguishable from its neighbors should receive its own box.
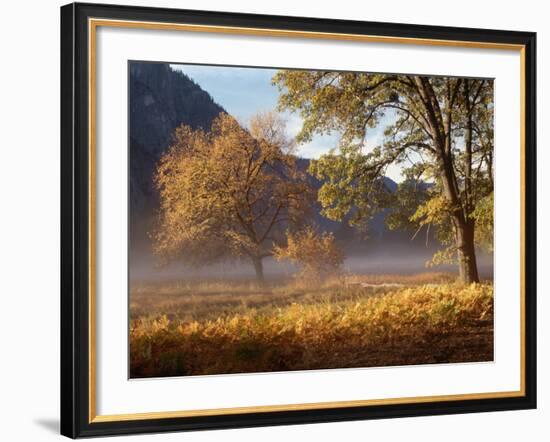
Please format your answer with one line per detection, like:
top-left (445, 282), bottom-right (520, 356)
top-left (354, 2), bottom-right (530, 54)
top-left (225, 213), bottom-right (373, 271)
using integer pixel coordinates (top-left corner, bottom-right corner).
top-left (130, 274), bottom-right (493, 378)
top-left (344, 271), bottom-right (456, 285)
top-left (130, 272), bottom-right (457, 322)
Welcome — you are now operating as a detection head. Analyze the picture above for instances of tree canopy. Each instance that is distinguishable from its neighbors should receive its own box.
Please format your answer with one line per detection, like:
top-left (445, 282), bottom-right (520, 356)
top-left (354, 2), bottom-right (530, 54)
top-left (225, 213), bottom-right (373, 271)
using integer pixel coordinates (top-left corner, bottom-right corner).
top-left (273, 227), bottom-right (343, 282)
top-left (151, 112), bottom-right (313, 282)
top-left (274, 71), bottom-right (494, 283)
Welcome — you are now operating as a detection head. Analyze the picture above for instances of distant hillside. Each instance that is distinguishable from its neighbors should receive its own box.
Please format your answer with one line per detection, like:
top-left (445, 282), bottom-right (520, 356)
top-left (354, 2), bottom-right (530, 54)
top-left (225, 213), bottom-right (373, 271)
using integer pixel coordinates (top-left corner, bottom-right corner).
top-left (129, 62), bottom-right (225, 244)
top-left (294, 158), bottom-right (438, 252)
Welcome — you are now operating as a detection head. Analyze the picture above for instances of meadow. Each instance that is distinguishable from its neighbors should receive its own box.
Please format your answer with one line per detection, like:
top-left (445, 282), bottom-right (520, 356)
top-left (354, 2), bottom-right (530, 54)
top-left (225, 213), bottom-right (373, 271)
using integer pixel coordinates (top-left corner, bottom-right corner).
top-left (129, 272), bottom-right (493, 378)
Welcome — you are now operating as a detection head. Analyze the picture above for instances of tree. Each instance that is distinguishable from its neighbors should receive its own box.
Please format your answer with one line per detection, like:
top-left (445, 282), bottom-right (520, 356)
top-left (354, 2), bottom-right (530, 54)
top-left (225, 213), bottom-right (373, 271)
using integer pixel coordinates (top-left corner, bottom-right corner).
top-left (274, 71), bottom-right (494, 283)
top-left (273, 227), bottom-right (344, 282)
top-left (151, 112), bottom-right (312, 282)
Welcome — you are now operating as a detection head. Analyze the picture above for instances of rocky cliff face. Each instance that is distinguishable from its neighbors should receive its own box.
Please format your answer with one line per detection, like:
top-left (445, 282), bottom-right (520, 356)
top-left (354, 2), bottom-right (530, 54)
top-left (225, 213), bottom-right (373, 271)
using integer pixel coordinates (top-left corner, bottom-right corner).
top-left (129, 62), bottom-right (225, 243)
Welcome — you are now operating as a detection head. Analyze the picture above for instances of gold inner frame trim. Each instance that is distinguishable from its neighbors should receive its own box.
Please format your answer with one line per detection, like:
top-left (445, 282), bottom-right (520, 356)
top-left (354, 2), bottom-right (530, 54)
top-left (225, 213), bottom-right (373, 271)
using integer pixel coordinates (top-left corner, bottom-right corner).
top-left (88, 17), bottom-right (527, 424)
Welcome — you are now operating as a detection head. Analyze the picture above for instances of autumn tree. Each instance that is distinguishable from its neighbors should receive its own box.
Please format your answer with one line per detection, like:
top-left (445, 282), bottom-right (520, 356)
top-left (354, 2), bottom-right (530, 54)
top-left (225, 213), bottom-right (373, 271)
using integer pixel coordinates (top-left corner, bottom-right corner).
top-left (151, 112), bottom-right (312, 283)
top-left (274, 71), bottom-right (494, 283)
top-left (273, 227), bottom-right (343, 282)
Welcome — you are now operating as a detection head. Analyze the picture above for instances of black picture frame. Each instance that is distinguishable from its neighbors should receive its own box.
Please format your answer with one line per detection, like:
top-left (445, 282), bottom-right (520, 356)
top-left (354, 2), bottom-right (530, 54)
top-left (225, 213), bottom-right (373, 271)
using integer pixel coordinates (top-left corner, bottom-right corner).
top-left (61, 2), bottom-right (537, 438)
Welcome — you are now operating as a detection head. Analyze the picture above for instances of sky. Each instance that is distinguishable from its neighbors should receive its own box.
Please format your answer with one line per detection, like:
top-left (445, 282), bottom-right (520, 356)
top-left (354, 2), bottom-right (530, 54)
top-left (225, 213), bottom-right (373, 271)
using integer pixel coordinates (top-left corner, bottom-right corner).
top-left (170, 63), bottom-right (403, 182)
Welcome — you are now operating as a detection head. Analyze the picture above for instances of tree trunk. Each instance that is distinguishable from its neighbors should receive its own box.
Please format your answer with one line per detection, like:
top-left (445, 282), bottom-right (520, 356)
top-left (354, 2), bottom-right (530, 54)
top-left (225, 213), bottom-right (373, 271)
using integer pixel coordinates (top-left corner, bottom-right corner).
top-left (437, 149), bottom-right (480, 284)
top-left (416, 79), bottom-right (480, 284)
top-left (454, 218), bottom-right (480, 284)
top-left (251, 256), bottom-right (265, 284)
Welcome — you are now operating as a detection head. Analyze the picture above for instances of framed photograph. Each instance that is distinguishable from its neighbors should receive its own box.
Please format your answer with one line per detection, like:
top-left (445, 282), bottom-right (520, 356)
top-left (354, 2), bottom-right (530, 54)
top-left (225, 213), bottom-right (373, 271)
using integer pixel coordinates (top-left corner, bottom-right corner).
top-left (60, 2), bottom-right (536, 438)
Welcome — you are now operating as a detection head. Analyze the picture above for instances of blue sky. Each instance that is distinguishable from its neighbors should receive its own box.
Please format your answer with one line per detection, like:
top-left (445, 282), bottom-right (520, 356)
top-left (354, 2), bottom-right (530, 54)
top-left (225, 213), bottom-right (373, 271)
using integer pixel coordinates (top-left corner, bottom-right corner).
top-left (170, 63), bottom-right (403, 182)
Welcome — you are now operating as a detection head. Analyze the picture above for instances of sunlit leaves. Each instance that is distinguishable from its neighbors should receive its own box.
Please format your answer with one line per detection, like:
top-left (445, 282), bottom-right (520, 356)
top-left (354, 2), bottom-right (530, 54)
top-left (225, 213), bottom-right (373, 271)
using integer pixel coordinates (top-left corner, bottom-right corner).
top-left (151, 112), bottom-right (313, 269)
top-left (471, 192), bottom-right (494, 252)
top-left (273, 227), bottom-right (344, 281)
top-left (275, 70), bottom-right (495, 276)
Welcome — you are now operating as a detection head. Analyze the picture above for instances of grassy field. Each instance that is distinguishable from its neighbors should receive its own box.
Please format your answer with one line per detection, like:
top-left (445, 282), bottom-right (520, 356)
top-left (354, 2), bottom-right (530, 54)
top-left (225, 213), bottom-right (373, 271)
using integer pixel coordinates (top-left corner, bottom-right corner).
top-left (129, 272), bottom-right (493, 378)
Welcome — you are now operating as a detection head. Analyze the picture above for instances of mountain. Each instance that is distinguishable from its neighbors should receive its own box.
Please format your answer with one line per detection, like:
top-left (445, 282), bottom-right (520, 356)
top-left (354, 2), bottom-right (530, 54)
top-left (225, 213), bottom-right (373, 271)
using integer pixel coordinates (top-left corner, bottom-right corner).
top-left (129, 62), bottom-right (225, 244)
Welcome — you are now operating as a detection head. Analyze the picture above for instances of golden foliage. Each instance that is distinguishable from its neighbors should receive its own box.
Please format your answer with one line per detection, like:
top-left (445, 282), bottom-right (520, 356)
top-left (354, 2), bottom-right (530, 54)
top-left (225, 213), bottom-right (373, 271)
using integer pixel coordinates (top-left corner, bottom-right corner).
top-left (471, 192), bottom-right (494, 252)
top-left (273, 227), bottom-right (344, 281)
top-left (151, 112), bottom-right (312, 273)
top-left (130, 282), bottom-right (493, 377)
